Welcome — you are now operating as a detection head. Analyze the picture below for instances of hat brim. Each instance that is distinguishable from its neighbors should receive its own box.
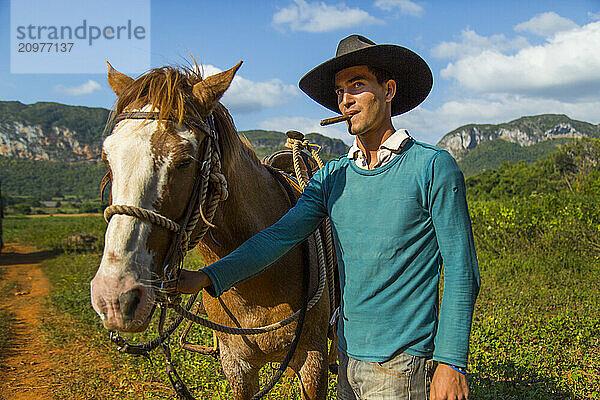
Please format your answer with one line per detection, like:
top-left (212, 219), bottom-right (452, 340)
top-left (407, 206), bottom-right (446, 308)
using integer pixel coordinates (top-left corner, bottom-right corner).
top-left (299, 44), bottom-right (433, 116)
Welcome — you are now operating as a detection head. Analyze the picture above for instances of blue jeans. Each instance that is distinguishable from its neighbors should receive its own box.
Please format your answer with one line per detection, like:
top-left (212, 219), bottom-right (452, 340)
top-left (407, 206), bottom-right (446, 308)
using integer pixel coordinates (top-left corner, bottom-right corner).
top-left (337, 351), bottom-right (436, 399)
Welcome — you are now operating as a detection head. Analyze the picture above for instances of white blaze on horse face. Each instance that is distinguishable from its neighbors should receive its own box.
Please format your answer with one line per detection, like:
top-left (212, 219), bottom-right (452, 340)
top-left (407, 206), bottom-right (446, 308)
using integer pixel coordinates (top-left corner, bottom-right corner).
top-left (91, 105), bottom-right (200, 330)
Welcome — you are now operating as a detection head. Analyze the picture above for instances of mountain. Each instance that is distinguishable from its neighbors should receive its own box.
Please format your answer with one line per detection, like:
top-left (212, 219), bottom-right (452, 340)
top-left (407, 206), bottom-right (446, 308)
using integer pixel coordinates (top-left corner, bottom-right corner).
top-left (242, 130), bottom-right (348, 160)
top-left (0, 101), bottom-right (347, 163)
top-left (0, 101), bottom-right (109, 161)
top-left (457, 138), bottom-right (575, 177)
top-left (437, 114), bottom-right (600, 162)
top-left (0, 101), bottom-right (348, 200)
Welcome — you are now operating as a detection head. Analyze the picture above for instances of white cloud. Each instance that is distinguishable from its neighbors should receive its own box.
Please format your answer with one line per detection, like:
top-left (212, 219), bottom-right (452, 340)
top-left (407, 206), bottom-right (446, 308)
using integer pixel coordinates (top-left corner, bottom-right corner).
top-left (440, 21), bottom-right (600, 101)
top-left (201, 65), bottom-right (298, 113)
top-left (54, 80), bottom-right (102, 96)
top-left (272, 0), bottom-right (382, 33)
top-left (259, 116), bottom-right (352, 144)
top-left (395, 96), bottom-right (600, 145)
top-left (589, 11), bottom-right (600, 21)
top-left (373, 0), bottom-right (423, 17)
top-left (515, 12), bottom-right (578, 37)
top-left (424, 15), bottom-right (600, 144)
top-left (431, 29), bottom-right (529, 60)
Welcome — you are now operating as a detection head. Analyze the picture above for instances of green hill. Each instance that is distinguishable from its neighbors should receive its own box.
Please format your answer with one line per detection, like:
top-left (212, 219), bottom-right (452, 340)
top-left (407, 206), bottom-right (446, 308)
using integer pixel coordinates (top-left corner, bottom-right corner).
top-left (0, 101), bottom-right (348, 201)
top-left (0, 129), bottom-right (346, 201)
top-left (0, 101), bottom-right (110, 146)
top-left (241, 130), bottom-right (348, 160)
top-left (465, 137), bottom-right (600, 200)
top-left (458, 138), bottom-right (574, 177)
top-left (0, 101), bottom-right (347, 162)
top-left (438, 114), bottom-right (600, 162)
top-left (0, 156), bottom-right (107, 199)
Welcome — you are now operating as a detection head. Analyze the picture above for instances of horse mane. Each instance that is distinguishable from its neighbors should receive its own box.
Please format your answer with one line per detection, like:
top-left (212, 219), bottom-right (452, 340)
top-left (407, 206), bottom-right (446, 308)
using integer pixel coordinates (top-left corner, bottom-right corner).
top-left (107, 60), bottom-right (260, 170)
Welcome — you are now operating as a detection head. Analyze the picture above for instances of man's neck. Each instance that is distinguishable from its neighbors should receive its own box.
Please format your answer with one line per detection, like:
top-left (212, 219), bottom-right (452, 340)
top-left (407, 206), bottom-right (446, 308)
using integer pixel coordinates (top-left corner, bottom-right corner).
top-left (356, 123), bottom-right (395, 169)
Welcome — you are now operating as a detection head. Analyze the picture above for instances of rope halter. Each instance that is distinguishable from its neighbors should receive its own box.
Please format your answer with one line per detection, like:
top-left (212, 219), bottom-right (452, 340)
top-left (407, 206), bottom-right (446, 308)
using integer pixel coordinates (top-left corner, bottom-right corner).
top-left (103, 111), bottom-right (228, 300)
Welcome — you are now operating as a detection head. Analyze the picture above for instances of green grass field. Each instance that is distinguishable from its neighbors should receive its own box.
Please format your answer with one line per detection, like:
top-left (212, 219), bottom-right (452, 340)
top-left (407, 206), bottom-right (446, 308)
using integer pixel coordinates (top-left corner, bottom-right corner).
top-left (1, 206), bottom-right (598, 399)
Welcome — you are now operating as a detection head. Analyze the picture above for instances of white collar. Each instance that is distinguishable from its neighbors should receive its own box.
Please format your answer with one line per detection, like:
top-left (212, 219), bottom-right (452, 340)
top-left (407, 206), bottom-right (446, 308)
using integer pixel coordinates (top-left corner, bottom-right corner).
top-left (347, 129), bottom-right (411, 159)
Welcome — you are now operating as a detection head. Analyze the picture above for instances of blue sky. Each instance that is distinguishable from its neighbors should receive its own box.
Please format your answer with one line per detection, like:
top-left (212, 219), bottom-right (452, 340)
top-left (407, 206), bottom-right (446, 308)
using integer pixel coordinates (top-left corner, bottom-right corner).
top-left (1, 0), bottom-right (599, 145)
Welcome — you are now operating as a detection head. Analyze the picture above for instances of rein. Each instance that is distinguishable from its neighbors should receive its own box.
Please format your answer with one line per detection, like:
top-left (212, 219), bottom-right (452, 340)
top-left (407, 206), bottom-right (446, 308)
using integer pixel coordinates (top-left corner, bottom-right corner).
top-left (102, 111), bottom-right (329, 400)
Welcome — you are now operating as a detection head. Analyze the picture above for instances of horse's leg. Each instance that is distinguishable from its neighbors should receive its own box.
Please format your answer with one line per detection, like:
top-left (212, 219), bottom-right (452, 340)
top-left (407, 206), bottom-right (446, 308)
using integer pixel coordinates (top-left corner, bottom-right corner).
top-left (291, 341), bottom-right (329, 400)
top-left (328, 326), bottom-right (339, 374)
top-left (219, 346), bottom-right (260, 400)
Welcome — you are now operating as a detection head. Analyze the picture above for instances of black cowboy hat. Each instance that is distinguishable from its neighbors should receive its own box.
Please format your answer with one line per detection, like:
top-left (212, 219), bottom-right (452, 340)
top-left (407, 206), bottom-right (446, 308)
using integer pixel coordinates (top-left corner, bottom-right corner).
top-left (299, 34), bottom-right (433, 116)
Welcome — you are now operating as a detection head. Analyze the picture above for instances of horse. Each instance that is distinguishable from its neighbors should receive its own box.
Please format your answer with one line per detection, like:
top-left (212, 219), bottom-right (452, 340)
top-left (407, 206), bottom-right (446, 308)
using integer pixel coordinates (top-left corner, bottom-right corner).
top-left (90, 60), bottom-right (332, 399)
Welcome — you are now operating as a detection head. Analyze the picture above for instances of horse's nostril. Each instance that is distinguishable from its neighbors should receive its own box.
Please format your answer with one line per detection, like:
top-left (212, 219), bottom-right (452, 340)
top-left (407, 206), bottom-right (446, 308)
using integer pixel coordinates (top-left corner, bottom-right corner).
top-left (118, 288), bottom-right (142, 322)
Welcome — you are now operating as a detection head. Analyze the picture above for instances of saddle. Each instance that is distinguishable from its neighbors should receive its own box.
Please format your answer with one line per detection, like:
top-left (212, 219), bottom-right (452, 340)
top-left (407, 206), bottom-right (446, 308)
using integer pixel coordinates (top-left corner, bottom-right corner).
top-left (261, 132), bottom-right (341, 355)
top-left (262, 147), bottom-right (319, 182)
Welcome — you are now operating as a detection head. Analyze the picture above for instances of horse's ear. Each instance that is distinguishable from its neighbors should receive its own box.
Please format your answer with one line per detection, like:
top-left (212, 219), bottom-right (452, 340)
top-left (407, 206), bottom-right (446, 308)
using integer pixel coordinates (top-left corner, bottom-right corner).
top-left (106, 61), bottom-right (133, 97)
top-left (192, 61), bottom-right (243, 116)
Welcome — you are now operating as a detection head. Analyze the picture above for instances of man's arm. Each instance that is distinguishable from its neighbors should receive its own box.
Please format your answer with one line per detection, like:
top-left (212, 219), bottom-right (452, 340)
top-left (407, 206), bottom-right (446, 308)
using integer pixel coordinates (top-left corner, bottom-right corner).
top-left (429, 150), bottom-right (480, 366)
top-left (428, 151), bottom-right (481, 399)
top-left (178, 167), bottom-right (329, 297)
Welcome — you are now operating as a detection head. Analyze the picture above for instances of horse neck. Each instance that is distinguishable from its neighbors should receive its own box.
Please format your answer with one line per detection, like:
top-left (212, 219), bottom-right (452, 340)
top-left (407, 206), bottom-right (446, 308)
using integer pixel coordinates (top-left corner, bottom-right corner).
top-left (194, 142), bottom-right (292, 262)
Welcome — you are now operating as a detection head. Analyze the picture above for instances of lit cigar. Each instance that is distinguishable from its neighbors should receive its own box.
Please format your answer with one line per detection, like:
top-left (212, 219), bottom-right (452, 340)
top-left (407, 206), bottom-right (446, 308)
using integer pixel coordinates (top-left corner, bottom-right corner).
top-left (320, 114), bottom-right (352, 126)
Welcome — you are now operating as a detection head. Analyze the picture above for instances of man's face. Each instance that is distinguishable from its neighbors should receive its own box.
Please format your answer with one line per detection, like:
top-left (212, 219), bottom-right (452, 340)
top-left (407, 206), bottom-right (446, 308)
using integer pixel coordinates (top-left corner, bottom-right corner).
top-left (334, 65), bottom-right (392, 136)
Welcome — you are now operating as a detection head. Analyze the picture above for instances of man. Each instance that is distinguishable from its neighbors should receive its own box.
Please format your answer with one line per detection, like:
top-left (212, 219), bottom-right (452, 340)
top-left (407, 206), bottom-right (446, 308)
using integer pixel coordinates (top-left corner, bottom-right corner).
top-left (178, 35), bottom-right (480, 399)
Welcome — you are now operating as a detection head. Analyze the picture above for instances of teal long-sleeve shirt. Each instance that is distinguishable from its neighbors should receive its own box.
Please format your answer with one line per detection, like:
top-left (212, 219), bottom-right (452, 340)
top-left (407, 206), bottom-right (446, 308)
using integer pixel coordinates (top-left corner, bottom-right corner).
top-left (202, 140), bottom-right (480, 367)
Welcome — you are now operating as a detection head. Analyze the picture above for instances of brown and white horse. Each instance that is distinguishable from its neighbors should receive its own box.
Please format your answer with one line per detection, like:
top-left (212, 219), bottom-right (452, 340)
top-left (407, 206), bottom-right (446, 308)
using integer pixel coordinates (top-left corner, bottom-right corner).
top-left (90, 61), bottom-right (331, 399)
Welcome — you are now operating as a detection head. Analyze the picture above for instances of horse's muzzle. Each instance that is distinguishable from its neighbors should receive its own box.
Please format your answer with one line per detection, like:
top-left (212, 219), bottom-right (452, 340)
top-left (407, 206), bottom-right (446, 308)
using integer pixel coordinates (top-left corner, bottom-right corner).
top-left (90, 275), bottom-right (154, 332)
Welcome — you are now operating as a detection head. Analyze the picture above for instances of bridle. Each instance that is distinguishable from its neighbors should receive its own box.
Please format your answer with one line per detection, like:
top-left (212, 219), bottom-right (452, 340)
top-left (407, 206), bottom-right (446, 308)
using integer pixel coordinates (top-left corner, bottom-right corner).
top-left (100, 110), bottom-right (328, 400)
top-left (103, 111), bottom-right (228, 300)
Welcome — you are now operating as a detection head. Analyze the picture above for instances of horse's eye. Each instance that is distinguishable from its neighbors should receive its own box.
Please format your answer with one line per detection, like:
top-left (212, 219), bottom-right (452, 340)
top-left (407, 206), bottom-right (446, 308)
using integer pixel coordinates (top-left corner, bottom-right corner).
top-left (175, 159), bottom-right (193, 169)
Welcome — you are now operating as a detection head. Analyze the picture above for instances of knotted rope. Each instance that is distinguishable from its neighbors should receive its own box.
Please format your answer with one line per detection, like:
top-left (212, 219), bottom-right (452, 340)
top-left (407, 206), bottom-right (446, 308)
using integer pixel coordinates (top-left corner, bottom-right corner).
top-left (287, 134), bottom-right (337, 320)
top-left (104, 205), bottom-right (182, 235)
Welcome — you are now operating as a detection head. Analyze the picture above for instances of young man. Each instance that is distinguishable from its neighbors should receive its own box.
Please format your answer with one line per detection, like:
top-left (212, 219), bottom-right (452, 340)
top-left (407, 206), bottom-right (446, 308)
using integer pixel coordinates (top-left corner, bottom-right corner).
top-left (178, 35), bottom-right (480, 400)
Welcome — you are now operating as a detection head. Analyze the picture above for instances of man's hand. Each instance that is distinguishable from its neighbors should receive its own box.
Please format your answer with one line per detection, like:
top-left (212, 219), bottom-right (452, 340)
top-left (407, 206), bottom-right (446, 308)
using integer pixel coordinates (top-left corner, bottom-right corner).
top-left (177, 269), bottom-right (212, 294)
top-left (430, 363), bottom-right (469, 400)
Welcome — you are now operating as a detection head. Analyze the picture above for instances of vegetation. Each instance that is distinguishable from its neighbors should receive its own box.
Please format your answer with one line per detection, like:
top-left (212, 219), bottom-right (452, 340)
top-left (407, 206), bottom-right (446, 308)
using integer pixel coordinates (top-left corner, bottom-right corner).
top-left (0, 132), bottom-right (344, 204)
top-left (0, 269), bottom-right (13, 356)
top-left (3, 215), bottom-right (106, 253)
top-left (466, 137), bottom-right (600, 200)
top-left (458, 138), bottom-right (574, 177)
top-left (242, 129), bottom-right (348, 161)
top-left (0, 101), bottom-right (110, 146)
top-left (463, 138), bottom-right (600, 398)
top-left (438, 114), bottom-right (600, 161)
top-left (1, 137), bottom-right (598, 398)
top-left (0, 156), bottom-right (108, 199)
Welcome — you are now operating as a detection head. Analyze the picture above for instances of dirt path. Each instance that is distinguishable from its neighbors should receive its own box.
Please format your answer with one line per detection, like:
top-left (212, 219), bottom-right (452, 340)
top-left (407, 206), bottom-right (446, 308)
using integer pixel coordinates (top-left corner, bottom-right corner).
top-left (0, 243), bottom-right (59, 399)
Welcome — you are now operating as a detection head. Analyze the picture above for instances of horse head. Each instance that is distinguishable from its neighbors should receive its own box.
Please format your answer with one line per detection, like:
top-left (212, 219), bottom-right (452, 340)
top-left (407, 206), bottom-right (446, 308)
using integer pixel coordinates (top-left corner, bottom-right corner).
top-left (90, 60), bottom-right (242, 332)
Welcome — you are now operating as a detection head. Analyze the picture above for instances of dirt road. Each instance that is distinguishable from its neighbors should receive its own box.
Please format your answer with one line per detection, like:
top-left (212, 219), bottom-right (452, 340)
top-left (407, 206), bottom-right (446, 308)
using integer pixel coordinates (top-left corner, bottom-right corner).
top-left (0, 244), bottom-right (58, 399)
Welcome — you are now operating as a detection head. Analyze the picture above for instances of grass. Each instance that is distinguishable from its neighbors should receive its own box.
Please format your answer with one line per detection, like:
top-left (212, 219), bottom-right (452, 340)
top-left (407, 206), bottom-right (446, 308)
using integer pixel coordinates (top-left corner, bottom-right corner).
top-left (2, 214), bottom-right (106, 253)
top-left (3, 213), bottom-right (600, 399)
top-left (0, 269), bottom-right (16, 359)
top-left (469, 251), bottom-right (600, 399)
top-left (39, 250), bottom-right (338, 399)
top-left (0, 310), bottom-right (13, 357)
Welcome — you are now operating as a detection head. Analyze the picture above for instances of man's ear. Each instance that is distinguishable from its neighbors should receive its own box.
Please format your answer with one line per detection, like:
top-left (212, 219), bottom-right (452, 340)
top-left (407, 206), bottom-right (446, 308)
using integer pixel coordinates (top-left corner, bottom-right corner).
top-left (385, 79), bottom-right (396, 103)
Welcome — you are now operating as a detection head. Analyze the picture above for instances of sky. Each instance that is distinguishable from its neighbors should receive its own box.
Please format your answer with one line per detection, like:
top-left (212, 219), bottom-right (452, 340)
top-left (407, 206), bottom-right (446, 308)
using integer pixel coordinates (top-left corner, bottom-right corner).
top-left (1, 0), bottom-right (599, 145)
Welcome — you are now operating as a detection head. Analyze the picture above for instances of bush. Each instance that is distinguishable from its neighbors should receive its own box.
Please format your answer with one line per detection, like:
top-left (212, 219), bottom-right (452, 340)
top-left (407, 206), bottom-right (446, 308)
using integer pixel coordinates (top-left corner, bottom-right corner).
top-left (13, 204), bottom-right (32, 215)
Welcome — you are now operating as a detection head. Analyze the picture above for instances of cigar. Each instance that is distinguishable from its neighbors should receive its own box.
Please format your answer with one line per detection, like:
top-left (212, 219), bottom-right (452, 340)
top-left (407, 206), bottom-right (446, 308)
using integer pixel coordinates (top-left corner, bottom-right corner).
top-left (320, 114), bottom-right (352, 126)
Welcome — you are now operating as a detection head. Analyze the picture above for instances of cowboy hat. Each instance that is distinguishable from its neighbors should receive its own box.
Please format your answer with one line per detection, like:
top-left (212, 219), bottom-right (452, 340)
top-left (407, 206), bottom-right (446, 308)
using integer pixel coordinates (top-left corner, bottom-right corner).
top-left (299, 35), bottom-right (433, 116)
